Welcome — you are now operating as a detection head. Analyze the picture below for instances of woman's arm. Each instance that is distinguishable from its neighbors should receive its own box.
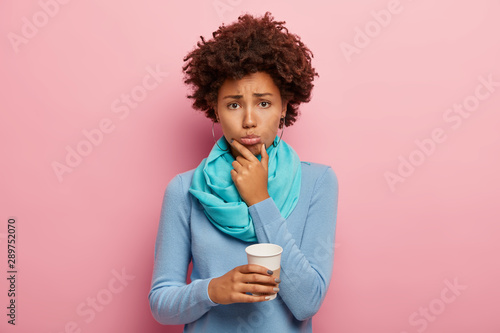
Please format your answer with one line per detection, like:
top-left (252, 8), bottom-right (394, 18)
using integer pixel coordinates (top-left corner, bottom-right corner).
top-left (249, 165), bottom-right (338, 321)
top-left (148, 175), bottom-right (218, 325)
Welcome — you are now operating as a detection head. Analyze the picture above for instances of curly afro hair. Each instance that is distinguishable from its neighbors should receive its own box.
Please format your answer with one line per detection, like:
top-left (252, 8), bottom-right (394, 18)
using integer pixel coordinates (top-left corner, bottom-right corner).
top-left (182, 12), bottom-right (318, 128)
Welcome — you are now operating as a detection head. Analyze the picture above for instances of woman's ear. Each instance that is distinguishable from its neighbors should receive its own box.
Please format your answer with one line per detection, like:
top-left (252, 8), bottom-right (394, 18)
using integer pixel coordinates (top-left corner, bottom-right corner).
top-left (212, 105), bottom-right (219, 122)
top-left (281, 100), bottom-right (288, 118)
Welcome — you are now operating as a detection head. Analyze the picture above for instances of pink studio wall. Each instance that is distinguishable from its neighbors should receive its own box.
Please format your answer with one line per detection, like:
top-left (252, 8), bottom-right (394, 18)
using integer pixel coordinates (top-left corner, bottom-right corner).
top-left (1, 0), bottom-right (499, 332)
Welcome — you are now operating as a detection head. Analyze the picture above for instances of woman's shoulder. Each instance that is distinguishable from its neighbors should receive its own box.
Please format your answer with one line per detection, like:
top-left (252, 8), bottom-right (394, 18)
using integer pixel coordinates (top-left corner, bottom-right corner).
top-left (176, 168), bottom-right (196, 183)
top-left (164, 168), bottom-right (196, 194)
top-left (300, 161), bottom-right (336, 176)
top-left (300, 161), bottom-right (338, 186)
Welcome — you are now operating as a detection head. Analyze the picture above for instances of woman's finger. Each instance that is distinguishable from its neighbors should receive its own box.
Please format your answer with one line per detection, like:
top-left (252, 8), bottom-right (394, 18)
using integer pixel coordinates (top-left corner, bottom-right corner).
top-left (240, 273), bottom-right (278, 286)
top-left (235, 155), bottom-right (250, 167)
top-left (231, 160), bottom-right (243, 172)
top-left (232, 140), bottom-right (258, 161)
top-left (260, 144), bottom-right (269, 172)
top-left (238, 264), bottom-right (274, 275)
top-left (231, 293), bottom-right (274, 303)
top-left (239, 282), bottom-right (279, 296)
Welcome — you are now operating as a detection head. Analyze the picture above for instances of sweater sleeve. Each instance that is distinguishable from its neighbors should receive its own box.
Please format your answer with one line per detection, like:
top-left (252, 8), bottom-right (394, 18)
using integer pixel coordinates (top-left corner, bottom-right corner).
top-left (148, 174), bottom-right (218, 325)
top-left (249, 166), bottom-right (338, 321)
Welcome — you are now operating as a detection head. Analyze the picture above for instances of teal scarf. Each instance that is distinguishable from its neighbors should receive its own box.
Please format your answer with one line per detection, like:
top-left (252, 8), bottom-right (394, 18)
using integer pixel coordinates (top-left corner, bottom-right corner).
top-left (189, 136), bottom-right (301, 242)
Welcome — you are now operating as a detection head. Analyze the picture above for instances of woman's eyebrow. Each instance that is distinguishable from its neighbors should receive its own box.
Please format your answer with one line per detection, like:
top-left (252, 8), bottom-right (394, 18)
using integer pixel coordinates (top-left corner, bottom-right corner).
top-left (223, 94), bottom-right (243, 99)
top-left (223, 93), bottom-right (273, 99)
top-left (253, 93), bottom-right (273, 97)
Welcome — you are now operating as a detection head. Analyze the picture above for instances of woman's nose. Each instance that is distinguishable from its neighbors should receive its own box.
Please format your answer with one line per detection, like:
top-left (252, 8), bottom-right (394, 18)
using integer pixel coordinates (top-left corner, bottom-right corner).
top-left (242, 108), bottom-right (257, 128)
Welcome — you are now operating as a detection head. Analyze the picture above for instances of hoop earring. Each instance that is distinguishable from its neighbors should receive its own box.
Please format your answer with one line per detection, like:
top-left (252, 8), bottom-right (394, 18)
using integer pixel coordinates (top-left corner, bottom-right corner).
top-left (212, 122), bottom-right (229, 151)
top-left (273, 118), bottom-right (285, 147)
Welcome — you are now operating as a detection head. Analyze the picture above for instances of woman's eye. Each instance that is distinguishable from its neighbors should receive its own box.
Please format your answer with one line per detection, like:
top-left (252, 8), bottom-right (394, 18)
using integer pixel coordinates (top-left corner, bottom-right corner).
top-left (260, 102), bottom-right (270, 108)
top-left (227, 103), bottom-right (239, 110)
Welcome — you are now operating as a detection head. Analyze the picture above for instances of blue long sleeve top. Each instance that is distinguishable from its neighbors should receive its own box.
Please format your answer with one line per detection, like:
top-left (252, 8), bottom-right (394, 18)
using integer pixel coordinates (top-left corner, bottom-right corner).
top-left (149, 161), bottom-right (338, 332)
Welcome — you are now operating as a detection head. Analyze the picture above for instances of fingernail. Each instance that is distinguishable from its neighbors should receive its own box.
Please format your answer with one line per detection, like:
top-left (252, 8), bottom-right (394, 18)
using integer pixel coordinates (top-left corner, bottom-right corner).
top-left (265, 296), bottom-right (271, 300)
top-left (273, 287), bottom-right (279, 292)
top-left (267, 270), bottom-right (273, 275)
top-left (275, 278), bottom-right (281, 283)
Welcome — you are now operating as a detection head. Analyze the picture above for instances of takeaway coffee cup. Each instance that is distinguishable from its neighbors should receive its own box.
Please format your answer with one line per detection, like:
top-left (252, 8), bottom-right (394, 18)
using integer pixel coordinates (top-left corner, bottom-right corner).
top-left (245, 243), bottom-right (283, 300)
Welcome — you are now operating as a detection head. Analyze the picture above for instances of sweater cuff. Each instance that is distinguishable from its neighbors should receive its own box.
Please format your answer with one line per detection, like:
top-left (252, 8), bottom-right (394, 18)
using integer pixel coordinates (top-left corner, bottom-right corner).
top-left (203, 278), bottom-right (219, 306)
top-left (248, 197), bottom-right (283, 229)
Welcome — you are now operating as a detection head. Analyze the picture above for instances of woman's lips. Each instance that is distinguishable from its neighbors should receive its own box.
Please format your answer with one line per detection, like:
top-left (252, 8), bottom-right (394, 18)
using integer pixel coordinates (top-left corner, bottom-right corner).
top-left (240, 136), bottom-right (261, 145)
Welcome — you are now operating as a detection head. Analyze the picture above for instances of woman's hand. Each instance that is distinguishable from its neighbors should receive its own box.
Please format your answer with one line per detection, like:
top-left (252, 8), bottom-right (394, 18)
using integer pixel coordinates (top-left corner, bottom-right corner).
top-left (231, 141), bottom-right (270, 206)
top-left (208, 264), bottom-right (280, 304)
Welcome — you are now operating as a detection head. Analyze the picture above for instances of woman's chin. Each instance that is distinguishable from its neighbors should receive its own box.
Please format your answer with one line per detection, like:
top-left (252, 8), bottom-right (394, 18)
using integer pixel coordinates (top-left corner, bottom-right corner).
top-left (248, 145), bottom-right (263, 156)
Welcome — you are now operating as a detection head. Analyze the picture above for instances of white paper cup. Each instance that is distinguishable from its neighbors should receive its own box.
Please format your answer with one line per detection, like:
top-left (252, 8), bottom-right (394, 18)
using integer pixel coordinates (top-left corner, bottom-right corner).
top-left (245, 243), bottom-right (283, 300)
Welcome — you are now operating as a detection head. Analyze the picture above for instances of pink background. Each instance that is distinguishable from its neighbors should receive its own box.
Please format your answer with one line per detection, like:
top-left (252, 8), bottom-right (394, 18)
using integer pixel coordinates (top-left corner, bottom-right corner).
top-left (1, 0), bottom-right (499, 332)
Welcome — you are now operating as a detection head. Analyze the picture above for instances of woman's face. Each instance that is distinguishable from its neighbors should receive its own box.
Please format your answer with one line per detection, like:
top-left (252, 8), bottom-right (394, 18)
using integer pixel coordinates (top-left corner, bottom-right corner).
top-left (215, 71), bottom-right (286, 158)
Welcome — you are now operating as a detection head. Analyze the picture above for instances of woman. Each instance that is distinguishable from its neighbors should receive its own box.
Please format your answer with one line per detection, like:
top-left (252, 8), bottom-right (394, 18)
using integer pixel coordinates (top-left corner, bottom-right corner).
top-left (149, 12), bottom-right (338, 332)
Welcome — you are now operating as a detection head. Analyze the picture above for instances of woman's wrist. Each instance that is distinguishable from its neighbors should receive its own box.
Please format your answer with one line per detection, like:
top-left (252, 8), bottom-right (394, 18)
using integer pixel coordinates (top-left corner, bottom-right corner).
top-left (246, 192), bottom-right (270, 207)
top-left (207, 278), bottom-right (219, 304)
